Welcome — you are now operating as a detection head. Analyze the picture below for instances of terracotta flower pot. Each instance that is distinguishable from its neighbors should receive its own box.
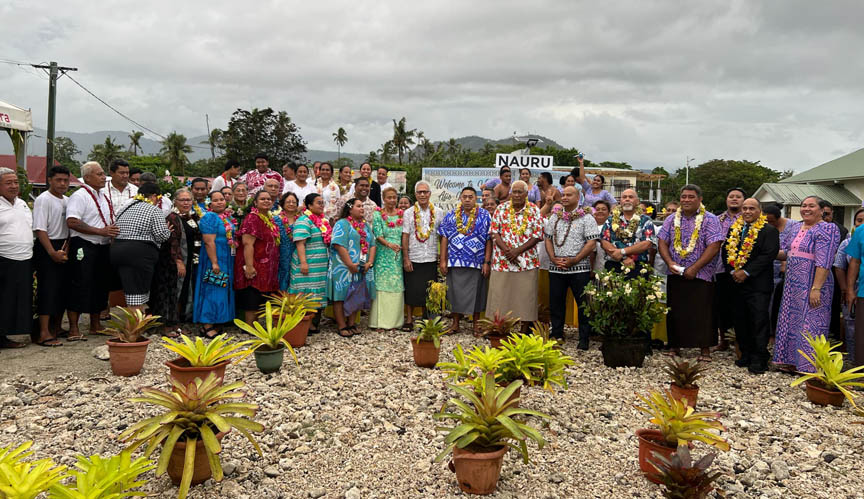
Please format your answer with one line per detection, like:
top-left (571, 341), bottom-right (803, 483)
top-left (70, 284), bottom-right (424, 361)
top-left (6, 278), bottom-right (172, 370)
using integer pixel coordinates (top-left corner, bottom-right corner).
top-left (449, 445), bottom-right (508, 495)
top-left (488, 335), bottom-right (503, 349)
top-left (254, 346), bottom-right (284, 374)
top-left (106, 338), bottom-right (150, 377)
top-left (411, 338), bottom-right (441, 368)
top-left (636, 428), bottom-right (676, 483)
top-left (166, 358), bottom-right (229, 387)
top-left (283, 312), bottom-right (315, 347)
top-left (166, 430), bottom-right (228, 486)
top-left (805, 380), bottom-right (844, 407)
top-left (669, 383), bottom-right (699, 408)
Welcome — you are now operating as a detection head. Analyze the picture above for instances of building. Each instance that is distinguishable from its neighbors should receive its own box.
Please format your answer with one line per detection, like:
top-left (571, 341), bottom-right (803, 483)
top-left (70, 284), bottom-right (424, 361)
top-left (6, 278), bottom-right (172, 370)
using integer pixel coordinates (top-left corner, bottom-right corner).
top-left (754, 147), bottom-right (864, 228)
top-left (0, 155), bottom-right (83, 194)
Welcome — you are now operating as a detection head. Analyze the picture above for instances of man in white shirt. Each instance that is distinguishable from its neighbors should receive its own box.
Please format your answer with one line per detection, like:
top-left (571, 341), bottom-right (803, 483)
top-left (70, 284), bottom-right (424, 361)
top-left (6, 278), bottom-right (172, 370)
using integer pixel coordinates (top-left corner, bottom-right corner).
top-left (0, 167), bottom-right (34, 348)
top-left (210, 159), bottom-right (240, 193)
top-left (102, 159), bottom-right (138, 210)
top-left (33, 166), bottom-right (72, 347)
top-left (66, 161), bottom-right (119, 339)
top-left (401, 180), bottom-right (440, 329)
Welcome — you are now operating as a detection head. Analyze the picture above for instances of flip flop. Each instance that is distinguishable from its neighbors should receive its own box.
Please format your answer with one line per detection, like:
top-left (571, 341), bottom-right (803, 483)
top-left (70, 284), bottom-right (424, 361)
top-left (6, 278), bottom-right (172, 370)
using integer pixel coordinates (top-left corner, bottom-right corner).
top-left (0, 339), bottom-right (27, 349)
top-left (401, 323), bottom-right (414, 332)
top-left (338, 328), bottom-right (353, 338)
top-left (66, 335), bottom-right (88, 342)
top-left (35, 339), bottom-right (63, 347)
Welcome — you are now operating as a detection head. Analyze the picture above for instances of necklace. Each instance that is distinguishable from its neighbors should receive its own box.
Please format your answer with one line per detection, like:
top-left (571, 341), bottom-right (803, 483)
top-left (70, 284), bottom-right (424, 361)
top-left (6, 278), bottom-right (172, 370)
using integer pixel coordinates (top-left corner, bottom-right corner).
top-left (610, 205), bottom-right (643, 241)
top-left (376, 206), bottom-right (404, 228)
top-left (551, 205), bottom-right (587, 248)
top-left (193, 202), bottom-right (206, 218)
top-left (280, 212), bottom-right (296, 239)
top-left (132, 193), bottom-right (155, 206)
top-left (673, 204), bottom-right (706, 258)
top-left (83, 185), bottom-right (115, 226)
top-left (214, 210), bottom-right (237, 253)
top-left (349, 217), bottom-right (370, 256)
top-left (725, 215), bottom-right (766, 270)
top-left (338, 182), bottom-right (351, 196)
top-left (507, 201), bottom-right (530, 236)
top-left (304, 209), bottom-right (332, 245)
top-left (455, 204), bottom-right (478, 235)
top-left (413, 203), bottom-right (435, 243)
top-left (252, 207), bottom-right (281, 245)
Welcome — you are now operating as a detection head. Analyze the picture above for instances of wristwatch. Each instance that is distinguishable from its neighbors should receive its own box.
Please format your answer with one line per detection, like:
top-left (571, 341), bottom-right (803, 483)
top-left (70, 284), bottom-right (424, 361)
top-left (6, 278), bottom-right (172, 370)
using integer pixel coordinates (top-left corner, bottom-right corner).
top-left (621, 247), bottom-right (627, 256)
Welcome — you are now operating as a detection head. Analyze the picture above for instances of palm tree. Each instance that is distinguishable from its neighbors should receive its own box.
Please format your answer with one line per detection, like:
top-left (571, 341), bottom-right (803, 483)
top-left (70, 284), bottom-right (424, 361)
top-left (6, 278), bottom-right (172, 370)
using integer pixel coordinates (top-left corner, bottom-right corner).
top-left (161, 132), bottom-right (193, 177)
top-left (391, 117), bottom-right (416, 165)
top-left (128, 131), bottom-right (144, 156)
top-left (378, 140), bottom-right (396, 164)
top-left (332, 127), bottom-right (348, 160)
top-left (88, 136), bottom-right (125, 168)
top-left (200, 128), bottom-right (223, 160)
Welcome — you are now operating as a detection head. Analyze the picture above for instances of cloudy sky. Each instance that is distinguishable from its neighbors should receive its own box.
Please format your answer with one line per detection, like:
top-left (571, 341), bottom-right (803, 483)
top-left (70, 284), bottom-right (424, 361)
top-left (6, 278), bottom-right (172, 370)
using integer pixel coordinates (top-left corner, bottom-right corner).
top-left (2, 0), bottom-right (862, 172)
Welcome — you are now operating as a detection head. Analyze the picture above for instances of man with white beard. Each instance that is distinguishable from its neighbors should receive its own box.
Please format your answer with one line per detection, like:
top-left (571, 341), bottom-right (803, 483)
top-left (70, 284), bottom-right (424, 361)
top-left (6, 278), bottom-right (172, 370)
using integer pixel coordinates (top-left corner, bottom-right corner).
top-left (600, 188), bottom-right (657, 274)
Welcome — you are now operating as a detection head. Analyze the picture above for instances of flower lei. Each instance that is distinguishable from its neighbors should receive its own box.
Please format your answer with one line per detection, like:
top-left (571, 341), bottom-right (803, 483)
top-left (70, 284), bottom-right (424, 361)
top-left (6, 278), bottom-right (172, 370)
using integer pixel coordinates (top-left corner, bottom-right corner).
top-left (132, 193), bottom-right (155, 206)
top-left (672, 204), bottom-right (706, 258)
top-left (279, 212), bottom-right (296, 239)
top-left (376, 206), bottom-right (404, 228)
top-left (413, 203), bottom-right (435, 243)
top-left (304, 209), bottom-right (333, 245)
top-left (610, 205), bottom-right (643, 241)
top-left (725, 214), bottom-right (767, 270)
top-left (193, 202), bottom-right (205, 219)
top-left (551, 205), bottom-right (589, 248)
top-left (214, 210), bottom-right (237, 250)
top-left (507, 202), bottom-right (531, 236)
top-left (350, 217), bottom-right (370, 256)
top-left (552, 204), bottom-right (591, 222)
top-left (455, 204), bottom-right (479, 235)
top-left (338, 182), bottom-right (351, 196)
top-left (251, 207), bottom-right (281, 246)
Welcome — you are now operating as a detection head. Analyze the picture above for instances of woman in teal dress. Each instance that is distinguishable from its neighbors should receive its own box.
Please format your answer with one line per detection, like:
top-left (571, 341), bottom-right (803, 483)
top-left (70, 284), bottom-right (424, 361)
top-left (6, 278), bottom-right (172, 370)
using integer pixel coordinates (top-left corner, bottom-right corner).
top-left (277, 192), bottom-right (299, 291)
top-left (194, 191), bottom-right (236, 336)
top-left (290, 193), bottom-right (331, 333)
top-left (328, 198), bottom-right (376, 337)
top-left (370, 187), bottom-right (404, 331)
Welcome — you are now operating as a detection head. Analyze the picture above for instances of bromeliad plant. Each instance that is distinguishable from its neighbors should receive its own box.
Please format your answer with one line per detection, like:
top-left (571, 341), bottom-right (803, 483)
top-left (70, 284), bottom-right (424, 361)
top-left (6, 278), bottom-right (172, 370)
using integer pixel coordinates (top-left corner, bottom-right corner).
top-left (791, 332), bottom-right (864, 408)
top-left (664, 358), bottom-right (709, 390)
top-left (476, 310), bottom-right (520, 340)
top-left (106, 307), bottom-right (162, 343)
top-left (634, 391), bottom-right (730, 451)
top-left (434, 373), bottom-right (549, 464)
top-left (646, 446), bottom-right (723, 499)
top-left (529, 321), bottom-right (551, 343)
top-left (426, 273), bottom-right (450, 315)
top-left (235, 301), bottom-right (303, 363)
top-left (49, 452), bottom-right (154, 499)
top-left (119, 373), bottom-right (264, 499)
top-left (162, 333), bottom-right (249, 367)
top-left (414, 317), bottom-right (448, 348)
top-left (499, 333), bottom-right (574, 391)
top-left (583, 268), bottom-right (668, 338)
top-left (0, 442), bottom-right (67, 499)
top-left (260, 291), bottom-right (321, 319)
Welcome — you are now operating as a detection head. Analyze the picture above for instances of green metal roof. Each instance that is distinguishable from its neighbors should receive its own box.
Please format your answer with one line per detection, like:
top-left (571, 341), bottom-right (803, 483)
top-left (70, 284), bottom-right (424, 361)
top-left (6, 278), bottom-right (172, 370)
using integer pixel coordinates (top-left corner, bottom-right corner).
top-left (781, 147), bottom-right (864, 182)
top-left (755, 183), bottom-right (862, 207)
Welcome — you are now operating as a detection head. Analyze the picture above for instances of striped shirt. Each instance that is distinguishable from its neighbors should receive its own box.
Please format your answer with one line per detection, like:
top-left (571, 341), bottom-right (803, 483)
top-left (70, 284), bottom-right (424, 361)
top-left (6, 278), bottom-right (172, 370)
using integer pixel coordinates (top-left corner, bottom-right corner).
top-left (289, 215), bottom-right (329, 306)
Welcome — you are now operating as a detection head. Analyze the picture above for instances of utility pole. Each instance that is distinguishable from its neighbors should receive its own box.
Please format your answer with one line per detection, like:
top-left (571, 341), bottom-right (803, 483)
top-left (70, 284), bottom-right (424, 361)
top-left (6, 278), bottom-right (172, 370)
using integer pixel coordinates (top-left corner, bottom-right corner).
top-left (685, 156), bottom-right (695, 185)
top-left (205, 113), bottom-right (214, 159)
top-left (32, 61), bottom-right (78, 183)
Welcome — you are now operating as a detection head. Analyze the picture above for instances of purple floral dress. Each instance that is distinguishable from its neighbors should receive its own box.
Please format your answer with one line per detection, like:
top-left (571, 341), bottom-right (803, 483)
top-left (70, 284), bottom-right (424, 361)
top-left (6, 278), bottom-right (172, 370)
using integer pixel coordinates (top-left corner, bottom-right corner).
top-left (772, 221), bottom-right (841, 371)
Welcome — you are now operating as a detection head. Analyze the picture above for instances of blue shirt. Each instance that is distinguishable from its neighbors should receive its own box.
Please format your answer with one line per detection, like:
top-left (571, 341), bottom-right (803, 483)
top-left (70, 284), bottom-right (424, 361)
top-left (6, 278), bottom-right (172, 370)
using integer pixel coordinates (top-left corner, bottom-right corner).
top-left (437, 207), bottom-right (492, 269)
top-left (845, 228), bottom-right (864, 297)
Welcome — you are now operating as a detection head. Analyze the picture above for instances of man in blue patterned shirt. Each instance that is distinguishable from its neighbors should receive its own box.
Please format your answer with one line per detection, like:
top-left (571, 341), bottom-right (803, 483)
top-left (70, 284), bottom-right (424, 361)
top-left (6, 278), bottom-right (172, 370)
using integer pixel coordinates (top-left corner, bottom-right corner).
top-left (599, 189), bottom-right (657, 274)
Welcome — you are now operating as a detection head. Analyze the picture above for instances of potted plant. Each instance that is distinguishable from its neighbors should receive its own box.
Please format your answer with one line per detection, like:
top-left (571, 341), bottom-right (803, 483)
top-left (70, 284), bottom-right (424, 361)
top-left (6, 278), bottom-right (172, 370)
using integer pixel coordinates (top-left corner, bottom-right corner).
top-left (499, 333), bottom-right (574, 392)
top-left (162, 334), bottom-right (249, 386)
top-left (664, 358), bottom-right (709, 408)
top-left (583, 269), bottom-right (668, 367)
top-left (0, 441), bottom-right (66, 498)
top-left (425, 272), bottom-right (450, 318)
top-left (646, 446), bottom-right (722, 499)
top-left (234, 302), bottom-right (302, 374)
top-left (260, 291), bottom-right (321, 347)
top-left (49, 451), bottom-right (154, 498)
top-left (790, 332), bottom-right (864, 408)
top-left (411, 317), bottom-right (448, 368)
top-left (633, 390), bottom-right (730, 482)
top-left (434, 373), bottom-right (549, 495)
top-left (119, 373), bottom-right (264, 499)
top-left (104, 307), bottom-right (162, 377)
top-left (529, 321), bottom-right (551, 343)
top-left (476, 310), bottom-right (520, 348)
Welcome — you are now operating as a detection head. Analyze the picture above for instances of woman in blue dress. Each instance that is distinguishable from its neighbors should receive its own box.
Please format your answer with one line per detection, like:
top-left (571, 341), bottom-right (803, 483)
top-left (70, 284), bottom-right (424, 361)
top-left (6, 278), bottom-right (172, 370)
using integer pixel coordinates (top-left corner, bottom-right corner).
top-left (193, 190), bottom-right (236, 337)
top-left (328, 198), bottom-right (376, 337)
top-left (277, 192), bottom-right (299, 291)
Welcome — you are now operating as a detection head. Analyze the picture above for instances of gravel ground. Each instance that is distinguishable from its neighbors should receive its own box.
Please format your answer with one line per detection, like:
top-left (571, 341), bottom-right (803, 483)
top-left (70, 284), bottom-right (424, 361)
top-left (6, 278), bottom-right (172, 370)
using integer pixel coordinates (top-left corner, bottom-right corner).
top-left (1, 319), bottom-right (863, 499)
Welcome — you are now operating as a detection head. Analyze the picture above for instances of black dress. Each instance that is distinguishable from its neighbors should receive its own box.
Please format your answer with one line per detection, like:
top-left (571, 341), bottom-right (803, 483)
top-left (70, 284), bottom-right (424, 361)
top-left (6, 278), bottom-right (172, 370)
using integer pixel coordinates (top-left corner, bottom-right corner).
top-left (177, 212), bottom-right (202, 322)
top-left (149, 212), bottom-right (183, 323)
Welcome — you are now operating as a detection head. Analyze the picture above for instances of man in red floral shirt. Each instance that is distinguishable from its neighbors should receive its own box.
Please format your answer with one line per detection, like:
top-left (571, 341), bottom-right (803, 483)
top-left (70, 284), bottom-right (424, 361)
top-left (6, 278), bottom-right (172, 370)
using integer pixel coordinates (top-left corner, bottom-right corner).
top-left (242, 153), bottom-right (284, 195)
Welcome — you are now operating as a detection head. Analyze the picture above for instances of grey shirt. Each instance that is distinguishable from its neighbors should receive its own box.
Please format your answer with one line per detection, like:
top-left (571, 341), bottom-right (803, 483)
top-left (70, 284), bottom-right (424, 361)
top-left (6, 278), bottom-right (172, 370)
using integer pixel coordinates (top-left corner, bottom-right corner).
top-left (544, 211), bottom-right (599, 274)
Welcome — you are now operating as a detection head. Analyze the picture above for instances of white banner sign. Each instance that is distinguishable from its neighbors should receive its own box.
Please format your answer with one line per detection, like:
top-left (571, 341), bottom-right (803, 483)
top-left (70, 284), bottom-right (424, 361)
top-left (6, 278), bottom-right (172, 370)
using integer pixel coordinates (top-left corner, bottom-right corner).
top-left (495, 153), bottom-right (554, 169)
top-left (422, 167), bottom-right (571, 212)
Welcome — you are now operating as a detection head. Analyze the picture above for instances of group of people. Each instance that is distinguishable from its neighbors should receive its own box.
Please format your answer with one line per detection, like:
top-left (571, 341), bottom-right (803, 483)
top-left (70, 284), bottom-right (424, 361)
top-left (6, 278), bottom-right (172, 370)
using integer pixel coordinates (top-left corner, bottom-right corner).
top-left (1, 158), bottom-right (863, 379)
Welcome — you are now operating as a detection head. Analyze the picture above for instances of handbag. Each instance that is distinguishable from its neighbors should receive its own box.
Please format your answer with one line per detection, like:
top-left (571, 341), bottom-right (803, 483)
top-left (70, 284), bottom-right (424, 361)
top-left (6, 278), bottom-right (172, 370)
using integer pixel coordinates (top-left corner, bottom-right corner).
top-left (203, 268), bottom-right (229, 288)
top-left (343, 271), bottom-right (371, 316)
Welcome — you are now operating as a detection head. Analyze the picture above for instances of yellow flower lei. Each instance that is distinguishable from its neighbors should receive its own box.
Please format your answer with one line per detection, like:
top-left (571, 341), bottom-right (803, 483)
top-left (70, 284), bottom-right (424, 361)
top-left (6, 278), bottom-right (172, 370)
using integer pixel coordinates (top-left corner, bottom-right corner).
top-left (672, 204), bottom-right (706, 258)
top-left (455, 204), bottom-right (478, 235)
top-left (133, 193), bottom-right (155, 206)
top-left (193, 203), bottom-right (205, 218)
top-left (725, 214), bottom-right (766, 270)
top-left (610, 205), bottom-right (643, 241)
top-left (413, 202), bottom-right (435, 242)
top-left (507, 201), bottom-right (530, 236)
top-left (254, 208), bottom-right (281, 246)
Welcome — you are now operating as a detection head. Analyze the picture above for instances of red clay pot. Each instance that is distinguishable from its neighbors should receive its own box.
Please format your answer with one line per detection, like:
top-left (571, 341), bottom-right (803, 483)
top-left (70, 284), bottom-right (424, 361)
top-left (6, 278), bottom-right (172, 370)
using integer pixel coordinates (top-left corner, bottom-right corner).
top-left (488, 335), bottom-right (503, 349)
top-left (636, 428), bottom-right (677, 483)
top-left (106, 337), bottom-right (150, 377)
top-left (166, 358), bottom-right (229, 387)
top-left (411, 338), bottom-right (441, 368)
top-left (449, 445), bottom-right (508, 495)
top-left (166, 430), bottom-right (228, 486)
top-left (283, 312), bottom-right (315, 347)
top-left (669, 383), bottom-right (699, 408)
top-left (805, 380), bottom-right (844, 407)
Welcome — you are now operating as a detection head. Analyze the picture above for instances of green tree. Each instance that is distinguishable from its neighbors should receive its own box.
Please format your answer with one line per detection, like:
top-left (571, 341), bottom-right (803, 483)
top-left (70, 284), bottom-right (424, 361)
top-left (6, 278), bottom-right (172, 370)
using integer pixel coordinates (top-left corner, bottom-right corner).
top-left (160, 132), bottom-right (194, 177)
top-left (366, 151), bottom-right (379, 165)
top-left (88, 136), bottom-right (126, 169)
top-left (128, 131), bottom-right (144, 156)
top-left (334, 157), bottom-right (355, 170)
top-left (684, 159), bottom-right (781, 212)
top-left (201, 128), bottom-right (223, 160)
top-left (391, 117), bottom-right (416, 165)
top-left (54, 136), bottom-right (81, 175)
top-left (332, 127), bottom-right (348, 160)
top-left (223, 107), bottom-right (307, 171)
top-left (126, 155), bottom-right (170, 175)
top-left (378, 140), bottom-right (396, 164)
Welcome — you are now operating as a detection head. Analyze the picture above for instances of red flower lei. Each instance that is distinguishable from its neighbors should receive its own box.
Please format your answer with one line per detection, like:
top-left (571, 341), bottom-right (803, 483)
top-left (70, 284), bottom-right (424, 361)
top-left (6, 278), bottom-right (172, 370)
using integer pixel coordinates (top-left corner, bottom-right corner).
top-left (279, 212), bottom-right (296, 239)
top-left (305, 210), bottom-right (332, 245)
top-left (212, 210), bottom-right (237, 250)
top-left (349, 217), bottom-right (370, 256)
top-left (376, 206), bottom-right (404, 228)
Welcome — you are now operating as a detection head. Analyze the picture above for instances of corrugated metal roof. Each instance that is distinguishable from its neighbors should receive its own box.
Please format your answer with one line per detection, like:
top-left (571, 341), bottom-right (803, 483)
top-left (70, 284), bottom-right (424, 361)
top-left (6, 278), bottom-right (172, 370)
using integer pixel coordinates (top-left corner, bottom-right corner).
top-left (755, 183), bottom-right (862, 206)
top-left (781, 147), bottom-right (864, 183)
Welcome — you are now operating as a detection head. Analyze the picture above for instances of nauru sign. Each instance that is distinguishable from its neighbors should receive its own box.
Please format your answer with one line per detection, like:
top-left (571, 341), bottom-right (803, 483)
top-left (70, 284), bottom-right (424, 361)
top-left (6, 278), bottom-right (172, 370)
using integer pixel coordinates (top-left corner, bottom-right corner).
top-left (495, 153), bottom-right (553, 169)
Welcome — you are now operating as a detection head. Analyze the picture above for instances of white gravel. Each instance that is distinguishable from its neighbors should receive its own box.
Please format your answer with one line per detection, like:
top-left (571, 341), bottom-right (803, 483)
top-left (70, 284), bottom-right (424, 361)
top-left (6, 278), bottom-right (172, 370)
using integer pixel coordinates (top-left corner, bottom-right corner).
top-left (1, 321), bottom-right (863, 499)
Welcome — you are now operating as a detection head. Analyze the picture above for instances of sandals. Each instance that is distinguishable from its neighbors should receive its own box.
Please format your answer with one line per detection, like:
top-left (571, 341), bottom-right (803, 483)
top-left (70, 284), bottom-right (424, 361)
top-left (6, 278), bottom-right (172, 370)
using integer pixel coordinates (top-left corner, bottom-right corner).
top-left (401, 323), bottom-right (414, 333)
top-left (349, 325), bottom-right (360, 335)
top-left (66, 334), bottom-right (88, 342)
top-left (200, 326), bottom-right (222, 339)
top-left (0, 338), bottom-right (27, 349)
top-left (338, 328), bottom-right (354, 338)
top-left (35, 338), bottom-right (63, 347)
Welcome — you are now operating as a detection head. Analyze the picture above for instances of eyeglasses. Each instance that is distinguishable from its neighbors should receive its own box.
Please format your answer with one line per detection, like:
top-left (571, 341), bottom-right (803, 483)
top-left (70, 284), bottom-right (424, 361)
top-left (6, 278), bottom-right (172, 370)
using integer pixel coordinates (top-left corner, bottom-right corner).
top-left (416, 190), bottom-right (430, 195)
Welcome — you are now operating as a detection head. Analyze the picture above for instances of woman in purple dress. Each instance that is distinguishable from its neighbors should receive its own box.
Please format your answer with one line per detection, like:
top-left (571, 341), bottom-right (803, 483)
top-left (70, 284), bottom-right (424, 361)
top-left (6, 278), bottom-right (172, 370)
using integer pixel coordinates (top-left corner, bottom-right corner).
top-left (573, 156), bottom-right (616, 208)
top-left (773, 196), bottom-right (841, 372)
top-left (764, 204), bottom-right (802, 334)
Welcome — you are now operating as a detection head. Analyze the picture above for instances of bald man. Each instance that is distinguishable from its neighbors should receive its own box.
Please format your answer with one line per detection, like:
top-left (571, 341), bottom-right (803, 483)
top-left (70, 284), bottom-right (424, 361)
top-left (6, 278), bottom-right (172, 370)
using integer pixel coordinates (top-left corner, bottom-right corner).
top-left (600, 188), bottom-right (657, 275)
top-left (721, 198), bottom-right (779, 374)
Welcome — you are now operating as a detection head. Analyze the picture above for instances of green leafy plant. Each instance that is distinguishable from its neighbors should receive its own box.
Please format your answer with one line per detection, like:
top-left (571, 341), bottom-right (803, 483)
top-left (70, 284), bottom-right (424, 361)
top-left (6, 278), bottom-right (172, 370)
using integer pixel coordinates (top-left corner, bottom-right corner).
top-left (646, 446), bottom-right (722, 499)
top-left (791, 332), bottom-right (864, 408)
top-left (105, 307), bottom-right (162, 343)
top-left (499, 333), bottom-right (574, 390)
top-left (529, 321), bottom-right (551, 343)
top-left (436, 344), bottom-right (473, 383)
top-left (49, 451), bottom-right (154, 499)
top-left (426, 275), bottom-right (449, 314)
top-left (583, 268), bottom-right (668, 338)
top-left (162, 333), bottom-right (249, 367)
top-left (119, 373), bottom-right (264, 499)
top-left (634, 391), bottom-right (730, 451)
top-left (664, 358), bottom-right (709, 389)
top-left (476, 310), bottom-right (520, 339)
top-left (234, 301), bottom-right (302, 364)
top-left (259, 291), bottom-right (321, 319)
top-left (0, 442), bottom-right (67, 499)
top-left (0, 441), bottom-right (34, 467)
top-left (434, 373), bottom-right (549, 464)
top-left (414, 317), bottom-right (448, 348)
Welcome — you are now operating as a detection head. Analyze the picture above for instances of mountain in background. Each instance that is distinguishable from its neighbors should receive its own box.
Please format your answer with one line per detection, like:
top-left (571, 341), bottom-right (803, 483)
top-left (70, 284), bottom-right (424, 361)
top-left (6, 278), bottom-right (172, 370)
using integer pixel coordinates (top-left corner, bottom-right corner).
top-left (437, 134), bottom-right (565, 151)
